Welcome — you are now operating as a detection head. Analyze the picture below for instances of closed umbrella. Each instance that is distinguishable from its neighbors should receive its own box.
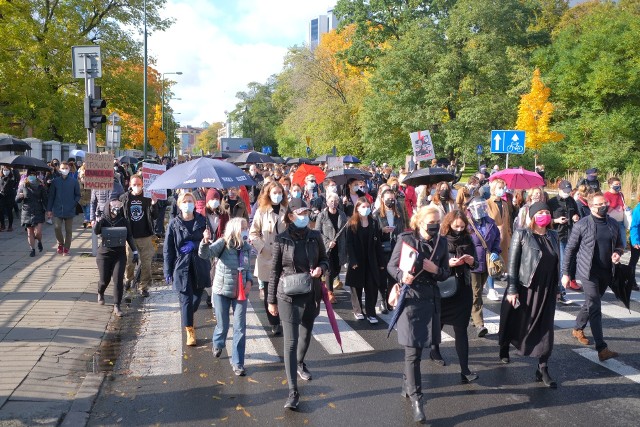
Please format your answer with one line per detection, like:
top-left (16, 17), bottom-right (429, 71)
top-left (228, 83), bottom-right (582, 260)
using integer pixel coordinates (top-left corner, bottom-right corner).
top-left (147, 157), bottom-right (256, 190)
top-left (0, 136), bottom-right (31, 152)
top-left (292, 164), bottom-right (326, 186)
top-left (387, 284), bottom-right (409, 338)
top-left (320, 283), bottom-right (343, 352)
top-left (488, 167), bottom-right (544, 190)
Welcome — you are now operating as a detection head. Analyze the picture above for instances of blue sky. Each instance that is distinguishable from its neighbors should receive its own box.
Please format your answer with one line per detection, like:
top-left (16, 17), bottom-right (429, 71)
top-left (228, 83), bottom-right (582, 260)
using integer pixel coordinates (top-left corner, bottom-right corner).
top-left (148, 0), bottom-right (334, 127)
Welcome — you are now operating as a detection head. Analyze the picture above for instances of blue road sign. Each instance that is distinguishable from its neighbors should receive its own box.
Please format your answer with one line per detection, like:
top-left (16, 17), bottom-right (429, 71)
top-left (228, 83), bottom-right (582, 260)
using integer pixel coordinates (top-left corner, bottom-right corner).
top-left (306, 146), bottom-right (311, 155)
top-left (476, 144), bottom-right (484, 155)
top-left (261, 146), bottom-right (272, 154)
top-left (491, 130), bottom-right (526, 154)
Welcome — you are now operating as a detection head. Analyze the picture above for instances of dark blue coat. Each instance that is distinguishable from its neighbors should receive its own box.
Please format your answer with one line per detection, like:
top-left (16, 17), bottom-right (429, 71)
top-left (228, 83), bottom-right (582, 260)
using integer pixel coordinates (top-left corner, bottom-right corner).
top-left (47, 176), bottom-right (80, 218)
top-left (468, 217), bottom-right (501, 274)
top-left (164, 213), bottom-right (212, 293)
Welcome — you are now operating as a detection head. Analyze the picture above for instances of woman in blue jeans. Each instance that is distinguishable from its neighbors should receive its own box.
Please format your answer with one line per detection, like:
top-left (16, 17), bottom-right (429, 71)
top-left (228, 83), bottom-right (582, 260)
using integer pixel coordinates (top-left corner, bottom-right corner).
top-left (198, 217), bottom-right (253, 376)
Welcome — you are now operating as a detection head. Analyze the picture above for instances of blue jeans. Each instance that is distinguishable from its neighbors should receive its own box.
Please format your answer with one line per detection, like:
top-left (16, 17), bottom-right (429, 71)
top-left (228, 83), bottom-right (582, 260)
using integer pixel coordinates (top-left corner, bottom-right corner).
top-left (82, 204), bottom-right (90, 222)
top-left (617, 220), bottom-right (627, 250)
top-left (212, 293), bottom-right (247, 366)
top-left (486, 275), bottom-right (495, 290)
top-left (558, 241), bottom-right (567, 293)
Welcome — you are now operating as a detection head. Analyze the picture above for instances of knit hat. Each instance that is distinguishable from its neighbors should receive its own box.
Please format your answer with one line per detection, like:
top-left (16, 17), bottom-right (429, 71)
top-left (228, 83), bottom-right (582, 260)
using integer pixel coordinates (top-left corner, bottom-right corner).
top-left (528, 201), bottom-right (550, 219)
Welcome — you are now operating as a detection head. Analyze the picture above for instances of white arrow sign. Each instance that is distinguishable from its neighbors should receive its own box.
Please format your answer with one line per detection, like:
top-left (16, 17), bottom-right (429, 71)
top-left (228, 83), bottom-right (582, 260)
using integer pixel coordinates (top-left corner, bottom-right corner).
top-left (493, 134), bottom-right (502, 150)
top-left (512, 134), bottom-right (519, 142)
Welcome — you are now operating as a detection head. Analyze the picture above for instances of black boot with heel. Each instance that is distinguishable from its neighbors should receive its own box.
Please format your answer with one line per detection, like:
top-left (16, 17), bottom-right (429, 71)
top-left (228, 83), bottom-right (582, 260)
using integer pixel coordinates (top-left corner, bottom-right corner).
top-left (535, 366), bottom-right (557, 388)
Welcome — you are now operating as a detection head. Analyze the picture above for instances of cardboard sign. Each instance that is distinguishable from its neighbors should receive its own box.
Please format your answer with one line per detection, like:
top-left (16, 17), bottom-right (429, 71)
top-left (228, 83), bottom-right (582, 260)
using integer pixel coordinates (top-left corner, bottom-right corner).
top-left (326, 156), bottom-right (344, 173)
top-left (409, 130), bottom-right (435, 162)
top-left (84, 152), bottom-right (114, 190)
top-left (141, 162), bottom-right (167, 200)
top-left (399, 242), bottom-right (419, 274)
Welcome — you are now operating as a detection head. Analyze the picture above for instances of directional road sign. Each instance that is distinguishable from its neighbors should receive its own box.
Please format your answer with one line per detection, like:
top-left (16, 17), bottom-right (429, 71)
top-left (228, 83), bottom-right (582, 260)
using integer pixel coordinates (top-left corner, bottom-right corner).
top-left (491, 130), bottom-right (526, 154)
top-left (476, 144), bottom-right (484, 155)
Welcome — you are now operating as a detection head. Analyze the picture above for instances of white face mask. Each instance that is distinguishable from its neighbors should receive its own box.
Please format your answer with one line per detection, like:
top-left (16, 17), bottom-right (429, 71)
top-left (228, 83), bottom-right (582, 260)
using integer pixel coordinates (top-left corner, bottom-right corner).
top-left (327, 185), bottom-right (337, 194)
top-left (131, 185), bottom-right (143, 195)
top-left (180, 202), bottom-right (195, 215)
top-left (59, 168), bottom-right (70, 176)
top-left (2, 170), bottom-right (9, 176)
top-left (208, 199), bottom-right (221, 210)
top-left (358, 206), bottom-right (371, 217)
top-left (241, 230), bottom-right (249, 240)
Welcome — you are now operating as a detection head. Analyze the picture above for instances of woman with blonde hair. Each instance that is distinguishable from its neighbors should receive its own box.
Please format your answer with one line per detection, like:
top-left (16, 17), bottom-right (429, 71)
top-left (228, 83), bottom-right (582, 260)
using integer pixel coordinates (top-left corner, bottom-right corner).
top-left (164, 192), bottom-right (212, 346)
top-left (199, 217), bottom-right (253, 376)
top-left (250, 181), bottom-right (288, 336)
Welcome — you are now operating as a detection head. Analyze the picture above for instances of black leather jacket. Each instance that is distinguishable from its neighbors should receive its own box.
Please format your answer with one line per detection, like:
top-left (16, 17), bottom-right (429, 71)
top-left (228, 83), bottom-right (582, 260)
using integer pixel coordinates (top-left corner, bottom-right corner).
top-left (507, 228), bottom-right (561, 295)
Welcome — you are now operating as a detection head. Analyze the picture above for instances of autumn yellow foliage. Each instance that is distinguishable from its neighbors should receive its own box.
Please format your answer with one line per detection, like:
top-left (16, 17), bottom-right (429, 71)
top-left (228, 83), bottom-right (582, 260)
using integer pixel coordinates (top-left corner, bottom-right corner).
top-left (515, 69), bottom-right (563, 151)
top-left (148, 104), bottom-right (167, 156)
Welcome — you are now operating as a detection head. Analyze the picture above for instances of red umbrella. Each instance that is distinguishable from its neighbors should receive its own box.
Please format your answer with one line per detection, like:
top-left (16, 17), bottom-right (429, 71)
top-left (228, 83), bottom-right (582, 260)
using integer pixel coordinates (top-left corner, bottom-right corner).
top-left (488, 167), bottom-right (544, 190)
top-left (292, 163), bottom-right (326, 186)
top-left (320, 283), bottom-right (343, 353)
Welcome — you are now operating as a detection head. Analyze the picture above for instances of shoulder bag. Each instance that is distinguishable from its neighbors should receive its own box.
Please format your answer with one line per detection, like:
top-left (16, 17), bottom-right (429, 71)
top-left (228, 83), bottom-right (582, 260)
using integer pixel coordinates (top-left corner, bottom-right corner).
top-left (102, 226), bottom-right (127, 248)
top-left (468, 219), bottom-right (505, 278)
top-left (280, 238), bottom-right (314, 296)
top-left (436, 234), bottom-right (458, 299)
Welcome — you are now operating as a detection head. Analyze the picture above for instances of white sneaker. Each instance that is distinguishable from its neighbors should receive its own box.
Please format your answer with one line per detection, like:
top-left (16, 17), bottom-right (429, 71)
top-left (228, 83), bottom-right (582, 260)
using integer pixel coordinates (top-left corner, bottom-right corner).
top-left (354, 312), bottom-right (365, 320)
top-left (487, 289), bottom-right (501, 301)
top-left (367, 316), bottom-right (379, 324)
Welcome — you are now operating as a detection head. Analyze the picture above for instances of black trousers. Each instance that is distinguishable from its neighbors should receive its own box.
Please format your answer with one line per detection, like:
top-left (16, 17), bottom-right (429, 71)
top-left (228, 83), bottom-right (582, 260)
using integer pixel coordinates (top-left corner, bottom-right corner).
top-left (379, 252), bottom-right (394, 306)
top-left (576, 271), bottom-right (610, 351)
top-left (404, 346), bottom-right (423, 401)
top-left (261, 280), bottom-right (280, 326)
top-left (278, 294), bottom-right (317, 392)
top-left (326, 248), bottom-right (341, 292)
top-left (0, 204), bottom-right (13, 228)
top-left (629, 245), bottom-right (640, 286)
top-left (97, 247), bottom-right (126, 305)
top-left (178, 286), bottom-right (204, 328)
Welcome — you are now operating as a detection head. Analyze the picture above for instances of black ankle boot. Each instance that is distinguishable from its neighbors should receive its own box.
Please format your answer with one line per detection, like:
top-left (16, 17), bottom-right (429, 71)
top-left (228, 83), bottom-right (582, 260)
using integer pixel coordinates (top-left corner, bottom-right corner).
top-left (411, 397), bottom-right (426, 423)
top-left (535, 366), bottom-right (557, 388)
top-left (429, 346), bottom-right (446, 366)
top-left (499, 344), bottom-right (510, 364)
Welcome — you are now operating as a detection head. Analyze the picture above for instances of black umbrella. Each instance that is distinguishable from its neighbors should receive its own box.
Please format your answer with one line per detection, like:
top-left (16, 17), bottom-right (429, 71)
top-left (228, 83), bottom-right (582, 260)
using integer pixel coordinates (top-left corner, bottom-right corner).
top-left (210, 151), bottom-right (231, 159)
top-left (612, 263), bottom-right (633, 311)
top-left (147, 157), bottom-right (256, 190)
top-left (401, 167), bottom-right (455, 187)
top-left (387, 284), bottom-right (409, 338)
top-left (118, 155), bottom-right (139, 164)
top-left (315, 154), bottom-right (330, 163)
top-left (0, 155), bottom-right (51, 171)
top-left (286, 157), bottom-right (313, 165)
top-left (0, 136), bottom-right (31, 152)
top-left (231, 151), bottom-right (274, 165)
top-left (325, 168), bottom-right (372, 185)
top-left (271, 156), bottom-right (285, 164)
top-left (342, 155), bottom-right (361, 164)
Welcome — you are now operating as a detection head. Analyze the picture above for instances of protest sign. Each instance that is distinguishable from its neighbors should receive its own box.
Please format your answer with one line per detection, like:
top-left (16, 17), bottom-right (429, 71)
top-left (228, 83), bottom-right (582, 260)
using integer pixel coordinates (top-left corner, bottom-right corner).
top-left (141, 162), bottom-right (167, 200)
top-left (409, 130), bottom-right (435, 162)
top-left (84, 152), bottom-right (114, 190)
top-left (326, 156), bottom-right (344, 173)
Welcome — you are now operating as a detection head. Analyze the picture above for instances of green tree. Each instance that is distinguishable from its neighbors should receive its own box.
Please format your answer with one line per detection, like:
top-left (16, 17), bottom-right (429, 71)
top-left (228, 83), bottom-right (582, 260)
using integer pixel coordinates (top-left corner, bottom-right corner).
top-left (195, 122), bottom-right (224, 154)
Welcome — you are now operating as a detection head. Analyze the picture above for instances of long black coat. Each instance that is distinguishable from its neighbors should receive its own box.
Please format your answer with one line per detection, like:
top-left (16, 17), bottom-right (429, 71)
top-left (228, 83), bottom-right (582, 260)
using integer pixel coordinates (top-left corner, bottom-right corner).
top-left (345, 217), bottom-right (385, 290)
top-left (441, 232), bottom-right (478, 328)
top-left (387, 231), bottom-right (451, 348)
top-left (164, 213), bottom-right (212, 293)
top-left (16, 182), bottom-right (47, 226)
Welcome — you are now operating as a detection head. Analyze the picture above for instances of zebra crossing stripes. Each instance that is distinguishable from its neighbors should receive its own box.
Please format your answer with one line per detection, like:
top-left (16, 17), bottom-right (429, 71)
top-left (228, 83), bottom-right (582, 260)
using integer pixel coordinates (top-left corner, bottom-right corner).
top-left (573, 348), bottom-right (640, 385)
top-left (377, 310), bottom-right (455, 342)
top-left (242, 300), bottom-right (280, 366)
top-left (313, 305), bottom-right (374, 354)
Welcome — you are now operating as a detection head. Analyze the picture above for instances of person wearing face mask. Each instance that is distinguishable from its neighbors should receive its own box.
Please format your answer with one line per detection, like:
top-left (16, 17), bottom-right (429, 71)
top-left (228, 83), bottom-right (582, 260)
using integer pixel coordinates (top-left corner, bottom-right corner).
top-left (279, 176), bottom-right (292, 198)
top-left (267, 198), bottom-right (329, 410)
top-left (315, 192), bottom-right (348, 302)
top-left (289, 183), bottom-right (303, 202)
top-left (373, 189), bottom-right (405, 313)
top-left (575, 184), bottom-right (592, 219)
top-left (576, 168), bottom-right (601, 193)
top-left (94, 194), bottom-right (139, 317)
top-left (429, 181), bottom-right (456, 220)
top-left (562, 192), bottom-right (622, 362)
top-left (77, 164), bottom-right (92, 229)
top-left (249, 182), bottom-right (288, 335)
top-left (246, 164), bottom-right (264, 211)
top-left (432, 210), bottom-right (479, 383)
top-left (498, 202), bottom-right (561, 388)
top-left (46, 161), bottom-right (81, 256)
top-left (466, 198), bottom-right (501, 337)
top-left (514, 187), bottom-right (546, 230)
top-left (0, 166), bottom-right (17, 232)
top-left (387, 206), bottom-right (450, 423)
top-left (15, 169), bottom-right (47, 256)
top-left (90, 176), bottom-right (125, 228)
top-left (343, 178), bottom-right (369, 217)
top-left (345, 198), bottom-right (386, 323)
top-left (303, 174), bottom-right (325, 222)
top-left (204, 188), bottom-right (229, 241)
top-left (604, 177), bottom-right (628, 250)
top-left (548, 180), bottom-right (581, 299)
top-left (164, 192), bottom-right (212, 346)
top-left (454, 176), bottom-right (480, 211)
top-left (119, 175), bottom-right (159, 297)
top-left (486, 178), bottom-right (513, 299)
top-left (220, 186), bottom-right (249, 221)
top-left (199, 217), bottom-right (253, 376)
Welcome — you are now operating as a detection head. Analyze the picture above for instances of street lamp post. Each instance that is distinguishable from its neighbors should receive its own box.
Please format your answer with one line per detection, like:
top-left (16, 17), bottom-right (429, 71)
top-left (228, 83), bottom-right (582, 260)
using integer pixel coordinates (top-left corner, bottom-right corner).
top-left (143, 0), bottom-right (148, 159)
top-left (161, 71), bottom-right (183, 135)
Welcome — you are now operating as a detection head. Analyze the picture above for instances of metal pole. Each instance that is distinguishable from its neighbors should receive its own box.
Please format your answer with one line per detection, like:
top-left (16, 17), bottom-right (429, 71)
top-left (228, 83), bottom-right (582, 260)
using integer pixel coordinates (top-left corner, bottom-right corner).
top-left (506, 154), bottom-right (509, 169)
top-left (143, 0), bottom-right (148, 159)
top-left (161, 74), bottom-right (165, 135)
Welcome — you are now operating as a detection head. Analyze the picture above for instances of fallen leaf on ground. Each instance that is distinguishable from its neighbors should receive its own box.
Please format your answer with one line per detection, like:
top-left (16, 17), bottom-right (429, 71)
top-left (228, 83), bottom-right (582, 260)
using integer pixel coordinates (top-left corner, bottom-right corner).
top-left (200, 373), bottom-right (208, 378)
top-left (212, 396), bottom-right (221, 400)
top-left (328, 402), bottom-right (336, 409)
top-left (158, 408), bottom-right (164, 413)
top-left (275, 417), bottom-right (284, 420)
top-left (217, 380), bottom-right (226, 385)
top-left (281, 379), bottom-right (287, 385)
top-left (220, 417), bottom-right (228, 421)
top-left (184, 354), bottom-right (189, 359)
top-left (116, 418), bottom-right (123, 423)
top-left (247, 378), bottom-right (259, 384)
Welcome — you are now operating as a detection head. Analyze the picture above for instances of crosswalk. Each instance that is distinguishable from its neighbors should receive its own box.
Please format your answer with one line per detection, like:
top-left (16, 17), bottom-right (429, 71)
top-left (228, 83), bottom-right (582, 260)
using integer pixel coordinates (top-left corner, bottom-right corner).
top-left (131, 281), bottom-right (640, 385)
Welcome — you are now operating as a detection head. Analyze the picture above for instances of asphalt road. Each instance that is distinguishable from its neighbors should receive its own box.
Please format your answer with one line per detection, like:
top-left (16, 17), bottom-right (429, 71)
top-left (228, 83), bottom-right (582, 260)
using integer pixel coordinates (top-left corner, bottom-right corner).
top-left (87, 277), bottom-right (640, 427)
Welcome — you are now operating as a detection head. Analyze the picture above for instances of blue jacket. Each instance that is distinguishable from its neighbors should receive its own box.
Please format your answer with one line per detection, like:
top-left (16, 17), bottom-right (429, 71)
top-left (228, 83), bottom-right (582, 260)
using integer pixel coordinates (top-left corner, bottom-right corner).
top-left (198, 238), bottom-right (253, 299)
top-left (629, 204), bottom-right (640, 246)
top-left (47, 176), bottom-right (80, 218)
top-left (468, 216), bottom-right (502, 274)
top-left (164, 213), bottom-right (212, 293)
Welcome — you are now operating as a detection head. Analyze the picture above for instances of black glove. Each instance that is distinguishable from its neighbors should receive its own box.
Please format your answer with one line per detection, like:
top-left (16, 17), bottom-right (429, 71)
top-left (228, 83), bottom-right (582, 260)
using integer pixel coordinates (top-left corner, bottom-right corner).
top-left (132, 251), bottom-right (139, 264)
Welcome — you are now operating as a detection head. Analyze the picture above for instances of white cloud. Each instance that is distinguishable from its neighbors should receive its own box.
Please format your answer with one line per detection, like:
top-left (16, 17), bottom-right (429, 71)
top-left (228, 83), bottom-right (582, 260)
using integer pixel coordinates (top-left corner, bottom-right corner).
top-left (148, 0), bottom-right (334, 127)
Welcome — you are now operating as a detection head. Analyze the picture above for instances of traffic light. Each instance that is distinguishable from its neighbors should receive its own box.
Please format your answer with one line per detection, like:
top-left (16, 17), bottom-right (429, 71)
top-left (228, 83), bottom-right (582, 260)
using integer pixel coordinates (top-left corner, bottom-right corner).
top-left (83, 86), bottom-right (106, 130)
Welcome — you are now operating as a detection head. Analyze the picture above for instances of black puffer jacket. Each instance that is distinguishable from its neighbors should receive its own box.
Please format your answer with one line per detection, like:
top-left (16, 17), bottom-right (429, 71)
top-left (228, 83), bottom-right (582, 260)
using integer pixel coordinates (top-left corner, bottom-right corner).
top-left (507, 228), bottom-right (561, 295)
top-left (562, 214), bottom-right (623, 280)
top-left (268, 225), bottom-right (329, 305)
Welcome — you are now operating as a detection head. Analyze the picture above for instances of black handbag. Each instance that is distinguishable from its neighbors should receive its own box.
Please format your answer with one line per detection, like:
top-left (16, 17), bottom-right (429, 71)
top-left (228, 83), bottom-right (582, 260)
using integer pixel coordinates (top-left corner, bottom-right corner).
top-left (437, 275), bottom-right (458, 299)
top-left (280, 237), bottom-right (315, 296)
top-left (101, 227), bottom-right (127, 248)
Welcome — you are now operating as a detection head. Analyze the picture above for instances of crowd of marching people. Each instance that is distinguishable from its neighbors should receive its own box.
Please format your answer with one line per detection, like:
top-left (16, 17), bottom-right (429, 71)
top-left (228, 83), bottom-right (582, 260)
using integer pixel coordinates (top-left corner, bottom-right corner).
top-left (2, 155), bottom-right (638, 422)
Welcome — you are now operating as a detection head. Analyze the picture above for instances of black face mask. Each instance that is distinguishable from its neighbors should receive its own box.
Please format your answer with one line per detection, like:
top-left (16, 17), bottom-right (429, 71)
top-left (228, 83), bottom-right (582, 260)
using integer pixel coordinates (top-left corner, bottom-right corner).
top-left (355, 189), bottom-right (365, 197)
top-left (110, 207), bottom-right (121, 216)
top-left (449, 229), bottom-right (463, 237)
top-left (596, 206), bottom-right (608, 217)
top-left (426, 223), bottom-right (440, 237)
top-left (391, 184), bottom-right (398, 192)
top-left (439, 190), bottom-right (450, 200)
top-left (384, 199), bottom-right (396, 208)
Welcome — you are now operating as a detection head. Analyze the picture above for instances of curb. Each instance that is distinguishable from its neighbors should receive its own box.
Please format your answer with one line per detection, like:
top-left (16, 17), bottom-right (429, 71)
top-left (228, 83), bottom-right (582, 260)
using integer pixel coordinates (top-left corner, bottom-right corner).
top-left (59, 372), bottom-right (106, 427)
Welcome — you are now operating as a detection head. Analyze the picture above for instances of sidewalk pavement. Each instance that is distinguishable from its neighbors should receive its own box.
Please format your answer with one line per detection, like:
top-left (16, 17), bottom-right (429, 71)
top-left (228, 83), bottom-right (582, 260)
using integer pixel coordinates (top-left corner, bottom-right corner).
top-left (0, 217), bottom-right (114, 426)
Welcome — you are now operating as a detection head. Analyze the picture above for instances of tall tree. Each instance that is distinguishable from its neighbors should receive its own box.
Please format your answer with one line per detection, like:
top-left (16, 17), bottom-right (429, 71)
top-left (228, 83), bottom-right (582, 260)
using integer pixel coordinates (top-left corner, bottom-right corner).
top-left (148, 104), bottom-right (166, 156)
top-left (195, 122), bottom-right (224, 154)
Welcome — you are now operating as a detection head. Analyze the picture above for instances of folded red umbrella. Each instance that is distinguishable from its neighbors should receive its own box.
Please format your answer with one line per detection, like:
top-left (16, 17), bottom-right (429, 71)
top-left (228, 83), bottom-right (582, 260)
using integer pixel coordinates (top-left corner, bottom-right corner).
top-left (320, 282), bottom-right (343, 353)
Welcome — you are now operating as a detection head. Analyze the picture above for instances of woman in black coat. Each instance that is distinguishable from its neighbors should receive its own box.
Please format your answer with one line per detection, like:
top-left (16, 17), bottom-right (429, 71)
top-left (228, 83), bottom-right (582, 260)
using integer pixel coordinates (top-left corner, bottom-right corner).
top-left (345, 197), bottom-right (385, 324)
top-left (0, 167), bottom-right (16, 231)
top-left (498, 201), bottom-right (561, 388)
top-left (15, 170), bottom-right (47, 256)
top-left (314, 192), bottom-right (347, 302)
top-left (372, 189), bottom-right (405, 313)
top-left (267, 198), bottom-right (329, 410)
top-left (430, 210), bottom-right (479, 383)
top-left (94, 195), bottom-right (138, 317)
top-left (164, 191), bottom-right (212, 347)
top-left (387, 205), bottom-right (450, 423)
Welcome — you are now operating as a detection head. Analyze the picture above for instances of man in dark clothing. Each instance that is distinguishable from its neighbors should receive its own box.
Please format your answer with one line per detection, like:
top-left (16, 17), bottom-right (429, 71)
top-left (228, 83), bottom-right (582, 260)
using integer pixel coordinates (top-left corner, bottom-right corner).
top-left (576, 168), bottom-right (601, 193)
top-left (120, 175), bottom-right (158, 297)
top-left (549, 180), bottom-right (582, 297)
top-left (247, 164), bottom-right (264, 214)
top-left (562, 192), bottom-right (622, 362)
top-left (221, 186), bottom-right (249, 220)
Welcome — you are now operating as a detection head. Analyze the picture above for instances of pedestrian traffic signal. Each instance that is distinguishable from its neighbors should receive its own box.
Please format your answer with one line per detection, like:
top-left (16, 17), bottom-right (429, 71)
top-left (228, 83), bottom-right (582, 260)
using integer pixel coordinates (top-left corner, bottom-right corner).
top-left (84, 86), bottom-right (106, 130)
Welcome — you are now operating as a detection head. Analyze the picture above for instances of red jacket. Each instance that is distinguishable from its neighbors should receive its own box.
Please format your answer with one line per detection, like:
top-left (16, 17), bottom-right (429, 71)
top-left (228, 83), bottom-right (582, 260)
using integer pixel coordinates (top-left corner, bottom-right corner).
top-left (403, 185), bottom-right (417, 219)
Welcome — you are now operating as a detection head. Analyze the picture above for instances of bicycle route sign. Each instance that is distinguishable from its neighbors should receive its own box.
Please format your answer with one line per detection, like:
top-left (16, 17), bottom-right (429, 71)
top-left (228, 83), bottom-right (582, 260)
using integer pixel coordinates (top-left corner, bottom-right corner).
top-left (490, 130), bottom-right (526, 154)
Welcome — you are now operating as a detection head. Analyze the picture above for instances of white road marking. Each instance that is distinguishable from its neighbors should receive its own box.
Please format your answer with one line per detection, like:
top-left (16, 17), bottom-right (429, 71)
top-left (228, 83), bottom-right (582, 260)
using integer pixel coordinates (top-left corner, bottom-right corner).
top-left (314, 304), bottom-right (374, 354)
top-left (241, 300), bottom-right (281, 366)
top-left (482, 308), bottom-right (501, 335)
top-left (573, 348), bottom-right (640, 384)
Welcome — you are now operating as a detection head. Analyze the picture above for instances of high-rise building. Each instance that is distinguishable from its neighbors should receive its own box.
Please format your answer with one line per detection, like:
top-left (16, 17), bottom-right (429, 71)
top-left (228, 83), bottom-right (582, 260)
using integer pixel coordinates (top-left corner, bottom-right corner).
top-left (308, 8), bottom-right (339, 50)
top-left (175, 125), bottom-right (204, 155)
